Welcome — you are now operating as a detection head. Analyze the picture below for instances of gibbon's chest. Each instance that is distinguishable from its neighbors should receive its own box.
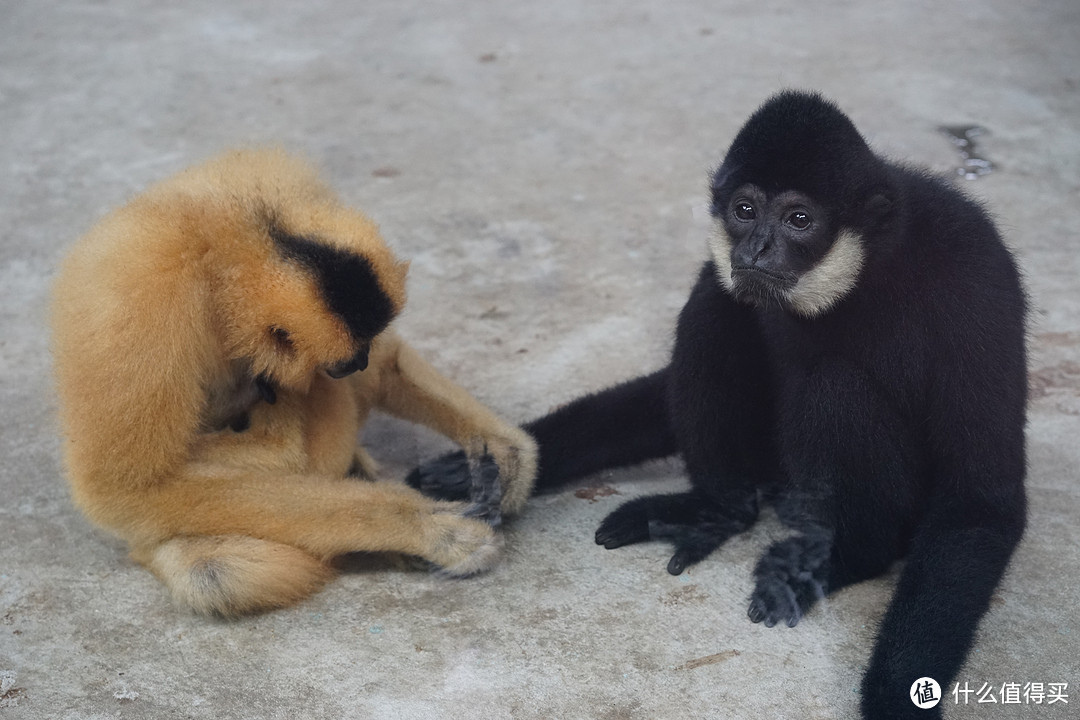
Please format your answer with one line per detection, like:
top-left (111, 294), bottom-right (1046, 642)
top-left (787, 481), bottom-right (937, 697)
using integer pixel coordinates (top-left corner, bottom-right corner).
top-left (757, 301), bottom-right (925, 416)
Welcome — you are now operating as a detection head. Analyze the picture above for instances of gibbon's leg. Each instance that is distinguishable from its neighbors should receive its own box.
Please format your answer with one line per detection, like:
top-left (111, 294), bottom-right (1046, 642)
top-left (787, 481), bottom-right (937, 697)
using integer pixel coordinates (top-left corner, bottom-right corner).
top-left (119, 472), bottom-right (502, 580)
top-left (371, 332), bottom-right (538, 518)
top-left (595, 265), bottom-right (773, 574)
top-left (748, 359), bottom-right (921, 629)
top-left (407, 369), bottom-right (677, 500)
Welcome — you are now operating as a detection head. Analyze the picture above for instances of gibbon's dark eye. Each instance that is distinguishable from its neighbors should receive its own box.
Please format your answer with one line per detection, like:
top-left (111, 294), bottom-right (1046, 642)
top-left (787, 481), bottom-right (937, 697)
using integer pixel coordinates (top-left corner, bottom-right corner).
top-left (733, 202), bottom-right (756, 221)
top-left (787, 211), bottom-right (811, 230)
top-left (269, 326), bottom-right (294, 352)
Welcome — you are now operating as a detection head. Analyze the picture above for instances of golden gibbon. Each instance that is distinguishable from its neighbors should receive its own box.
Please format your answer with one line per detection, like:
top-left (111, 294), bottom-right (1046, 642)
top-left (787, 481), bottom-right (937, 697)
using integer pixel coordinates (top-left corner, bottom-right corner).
top-left (51, 148), bottom-right (537, 616)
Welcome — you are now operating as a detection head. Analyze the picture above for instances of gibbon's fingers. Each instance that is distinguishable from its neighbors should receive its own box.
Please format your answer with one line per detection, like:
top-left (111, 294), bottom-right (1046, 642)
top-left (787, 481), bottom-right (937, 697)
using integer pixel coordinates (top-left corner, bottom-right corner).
top-left (594, 497), bottom-right (654, 549)
top-left (647, 520), bottom-right (730, 576)
top-left (747, 534), bottom-right (831, 629)
top-left (462, 452), bottom-right (503, 527)
top-left (255, 374), bottom-right (277, 405)
top-left (375, 336), bottom-right (537, 516)
top-left (120, 471), bottom-right (499, 568)
top-left (405, 451), bottom-right (474, 502)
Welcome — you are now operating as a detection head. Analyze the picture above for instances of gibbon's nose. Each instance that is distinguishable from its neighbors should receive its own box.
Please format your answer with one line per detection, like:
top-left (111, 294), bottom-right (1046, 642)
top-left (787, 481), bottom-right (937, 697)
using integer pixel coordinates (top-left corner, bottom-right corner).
top-left (326, 344), bottom-right (370, 378)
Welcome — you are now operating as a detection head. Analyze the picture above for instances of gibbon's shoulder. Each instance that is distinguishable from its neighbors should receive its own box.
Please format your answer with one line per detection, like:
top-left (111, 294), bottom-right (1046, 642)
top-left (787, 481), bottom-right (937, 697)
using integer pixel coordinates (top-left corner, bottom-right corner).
top-left (153, 147), bottom-right (336, 208)
top-left (59, 148), bottom-right (398, 294)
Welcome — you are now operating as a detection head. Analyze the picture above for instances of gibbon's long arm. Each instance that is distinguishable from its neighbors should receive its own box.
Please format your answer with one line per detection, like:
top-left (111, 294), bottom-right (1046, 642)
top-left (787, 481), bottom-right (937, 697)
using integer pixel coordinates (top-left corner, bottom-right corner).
top-left (861, 498), bottom-right (1024, 716)
top-left (861, 316), bottom-right (1027, 714)
top-left (524, 368), bottom-right (678, 490)
top-left (127, 470), bottom-right (499, 568)
top-left (407, 369), bottom-right (677, 500)
top-left (366, 331), bottom-right (538, 517)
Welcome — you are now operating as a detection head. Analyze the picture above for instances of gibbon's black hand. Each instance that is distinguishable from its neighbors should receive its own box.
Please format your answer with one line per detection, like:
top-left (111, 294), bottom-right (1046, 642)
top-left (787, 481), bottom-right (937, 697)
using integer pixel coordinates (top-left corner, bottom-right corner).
top-left (408, 452), bottom-right (504, 528)
top-left (595, 492), bottom-right (755, 575)
top-left (461, 453), bottom-right (503, 528)
top-left (255, 374), bottom-right (277, 405)
top-left (594, 497), bottom-right (652, 549)
top-left (747, 533), bottom-right (831, 628)
top-left (406, 451), bottom-right (473, 502)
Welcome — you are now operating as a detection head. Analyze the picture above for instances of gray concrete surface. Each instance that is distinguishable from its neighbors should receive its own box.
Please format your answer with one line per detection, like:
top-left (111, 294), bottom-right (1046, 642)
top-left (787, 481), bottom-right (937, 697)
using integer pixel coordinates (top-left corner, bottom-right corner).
top-left (2, 1), bottom-right (1078, 718)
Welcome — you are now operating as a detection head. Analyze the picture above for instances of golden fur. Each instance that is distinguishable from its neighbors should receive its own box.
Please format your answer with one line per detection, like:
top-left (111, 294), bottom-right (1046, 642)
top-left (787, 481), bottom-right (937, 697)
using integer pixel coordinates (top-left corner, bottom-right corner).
top-left (52, 148), bottom-right (537, 616)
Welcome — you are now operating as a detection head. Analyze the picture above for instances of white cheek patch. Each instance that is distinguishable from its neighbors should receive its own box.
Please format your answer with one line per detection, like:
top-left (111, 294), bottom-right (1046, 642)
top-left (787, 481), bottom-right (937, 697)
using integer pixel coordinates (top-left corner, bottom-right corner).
top-left (707, 225), bottom-right (736, 293)
top-left (784, 229), bottom-right (865, 318)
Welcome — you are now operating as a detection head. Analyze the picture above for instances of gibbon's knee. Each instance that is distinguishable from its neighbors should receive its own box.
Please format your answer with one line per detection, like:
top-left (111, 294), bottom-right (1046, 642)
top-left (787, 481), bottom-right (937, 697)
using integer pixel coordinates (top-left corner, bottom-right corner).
top-left (135, 536), bottom-right (334, 617)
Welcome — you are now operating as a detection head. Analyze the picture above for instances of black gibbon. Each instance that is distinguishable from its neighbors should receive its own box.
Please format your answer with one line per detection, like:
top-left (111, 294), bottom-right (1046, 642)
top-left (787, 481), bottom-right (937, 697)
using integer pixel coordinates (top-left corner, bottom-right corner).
top-left (409, 91), bottom-right (1028, 719)
top-left (52, 148), bottom-right (537, 617)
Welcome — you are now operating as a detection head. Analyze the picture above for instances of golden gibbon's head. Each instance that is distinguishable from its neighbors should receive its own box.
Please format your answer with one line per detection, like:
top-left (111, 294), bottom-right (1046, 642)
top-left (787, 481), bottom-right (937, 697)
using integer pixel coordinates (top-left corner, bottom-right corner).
top-left (211, 200), bottom-right (409, 392)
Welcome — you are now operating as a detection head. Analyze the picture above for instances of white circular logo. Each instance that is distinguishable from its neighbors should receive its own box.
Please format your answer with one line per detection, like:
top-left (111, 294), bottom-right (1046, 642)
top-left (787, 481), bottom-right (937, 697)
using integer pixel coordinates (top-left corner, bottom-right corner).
top-left (910, 677), bottom-right (942, 709)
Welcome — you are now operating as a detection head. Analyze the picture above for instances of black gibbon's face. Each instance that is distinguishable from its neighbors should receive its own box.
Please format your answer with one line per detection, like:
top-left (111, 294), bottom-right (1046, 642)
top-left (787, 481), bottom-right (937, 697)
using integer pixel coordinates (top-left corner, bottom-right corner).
top-left (709, 184), bottom-right (865, 318)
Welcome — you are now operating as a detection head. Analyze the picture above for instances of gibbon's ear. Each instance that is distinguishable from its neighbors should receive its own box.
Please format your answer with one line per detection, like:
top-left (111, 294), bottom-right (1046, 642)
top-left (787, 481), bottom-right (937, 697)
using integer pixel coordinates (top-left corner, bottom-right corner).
top-left (864, 193), bottom-right (894, 219)
top-left (268, 326), bottom-right (296, 355)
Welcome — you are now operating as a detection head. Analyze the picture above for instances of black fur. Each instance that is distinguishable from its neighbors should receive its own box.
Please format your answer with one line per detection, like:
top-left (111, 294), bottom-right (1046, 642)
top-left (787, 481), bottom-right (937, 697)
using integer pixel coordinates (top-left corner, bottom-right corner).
top-left (270, 226), bottom-right (396, 341)
top-left (406, 370), bottom-right (676, 497)
top-left (410, 90), bottom-right (1028, 719)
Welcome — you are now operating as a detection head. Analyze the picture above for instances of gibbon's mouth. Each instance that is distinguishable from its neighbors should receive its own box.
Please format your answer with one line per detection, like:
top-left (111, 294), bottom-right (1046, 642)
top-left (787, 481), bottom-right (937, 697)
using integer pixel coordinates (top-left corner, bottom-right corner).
top-left (326, 344), bottom-right (370, 379)
top-left (731, 265), bottom-right (796, 288)
top-left (729, 265), bottom-right (796, 306)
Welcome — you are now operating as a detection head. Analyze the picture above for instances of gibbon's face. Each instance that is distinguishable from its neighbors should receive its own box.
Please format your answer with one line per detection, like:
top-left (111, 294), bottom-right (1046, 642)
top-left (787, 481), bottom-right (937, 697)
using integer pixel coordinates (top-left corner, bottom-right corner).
top-left (708, 184), bottom-right (865, 318)
top-left (225, 222), bottom-right (408, 391)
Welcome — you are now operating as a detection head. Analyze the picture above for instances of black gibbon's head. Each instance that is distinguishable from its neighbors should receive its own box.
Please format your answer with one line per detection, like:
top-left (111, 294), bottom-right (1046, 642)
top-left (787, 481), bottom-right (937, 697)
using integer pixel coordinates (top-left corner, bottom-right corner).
top-left (216, 207), bottom-right (409, 391)
top-left (708, 90), bottom-right (892, 317)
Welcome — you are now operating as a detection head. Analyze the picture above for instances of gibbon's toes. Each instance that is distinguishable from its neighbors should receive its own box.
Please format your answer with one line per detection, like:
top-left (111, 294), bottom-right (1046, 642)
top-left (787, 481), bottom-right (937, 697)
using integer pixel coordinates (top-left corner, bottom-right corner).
top-left (748, 535), bottom-right (830, 628)
top-left (426, 513), bottom-right (503, 578)
top-left (594, 501), bottom-right (651, 549)
top-left (405, 451), bottom-right (473, 502)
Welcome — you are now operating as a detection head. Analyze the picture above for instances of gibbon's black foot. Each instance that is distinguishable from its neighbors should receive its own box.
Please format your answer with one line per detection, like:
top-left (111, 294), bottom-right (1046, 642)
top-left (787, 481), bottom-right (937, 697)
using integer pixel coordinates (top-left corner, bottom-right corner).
top-left (595, 492), bottom-right (756, 574)
top-left (594, 496), bottom-right (654, 549)
top-left (747, 534), bottom-right (831, 628)
top-left (461, 453), bottom-right (503, 528)
top-left (406, 451), bottom-right (473, 502)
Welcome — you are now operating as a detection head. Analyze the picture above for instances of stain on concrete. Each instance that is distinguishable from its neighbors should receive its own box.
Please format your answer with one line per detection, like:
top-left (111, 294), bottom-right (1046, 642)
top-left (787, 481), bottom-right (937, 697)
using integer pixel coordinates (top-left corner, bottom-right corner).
top-left (661, 584), bottom-right (708, 606)
top-left (574, 484), bottom-right (620, 502)
top-left (598, 699), bottom-right (643, 720)
top-left (1030, 360), bottom-right (1080, 398)
top-left (674, 649), bottom-right (741, 671)
top-left (371, 166), bottom-right (401, 178)
top-left (0, 671), bottom-right (26, 708)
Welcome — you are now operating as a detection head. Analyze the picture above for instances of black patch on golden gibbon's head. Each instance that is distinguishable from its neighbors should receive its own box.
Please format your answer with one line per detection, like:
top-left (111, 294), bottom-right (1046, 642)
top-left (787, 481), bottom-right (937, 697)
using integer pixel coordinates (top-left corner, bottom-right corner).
top-left (269, 225), bottom-right (397, 345)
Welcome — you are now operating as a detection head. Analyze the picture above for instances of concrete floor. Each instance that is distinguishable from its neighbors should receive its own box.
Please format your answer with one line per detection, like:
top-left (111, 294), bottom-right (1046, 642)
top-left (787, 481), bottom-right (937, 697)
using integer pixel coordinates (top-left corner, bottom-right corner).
top-left (2, 1), bottom-right (1079, 718)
